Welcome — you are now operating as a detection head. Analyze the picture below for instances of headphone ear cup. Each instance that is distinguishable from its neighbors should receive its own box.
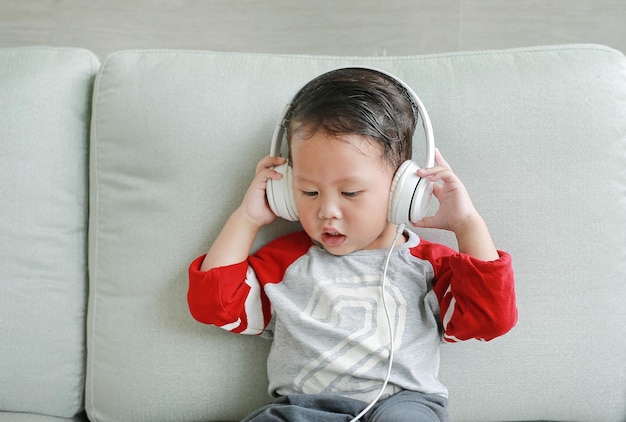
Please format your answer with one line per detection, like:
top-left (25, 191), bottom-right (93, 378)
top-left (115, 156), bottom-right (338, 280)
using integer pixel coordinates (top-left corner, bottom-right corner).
top-left (266, 163), bottom-right (299, 221)
top-left (388, 160), bottom-right (433, 225)
top-left (410, 175), bottom-right (434, 224)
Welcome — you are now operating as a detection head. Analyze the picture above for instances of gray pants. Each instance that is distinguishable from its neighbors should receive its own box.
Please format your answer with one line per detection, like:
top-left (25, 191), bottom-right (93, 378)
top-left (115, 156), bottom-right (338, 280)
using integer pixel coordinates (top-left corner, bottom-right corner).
top-left (241, 390), bottom-right (448, 422)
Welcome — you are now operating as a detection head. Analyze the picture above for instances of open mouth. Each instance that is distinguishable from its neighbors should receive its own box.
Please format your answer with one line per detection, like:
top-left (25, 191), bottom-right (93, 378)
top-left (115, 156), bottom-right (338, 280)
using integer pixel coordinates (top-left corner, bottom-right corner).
top-left (321, 230), bottom-right (346, 246)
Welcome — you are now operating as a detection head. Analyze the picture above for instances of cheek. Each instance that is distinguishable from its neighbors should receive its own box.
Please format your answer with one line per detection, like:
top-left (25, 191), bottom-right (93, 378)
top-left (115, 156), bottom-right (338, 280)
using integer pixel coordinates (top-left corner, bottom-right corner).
top-left (295, 203), bottom-right (320, 238)
top-left (362, 189), bottom-right (393, 221)
top-left (350, 194), bottom-right (389, 222)
top-left (294, 197), bottom-right (315, 221)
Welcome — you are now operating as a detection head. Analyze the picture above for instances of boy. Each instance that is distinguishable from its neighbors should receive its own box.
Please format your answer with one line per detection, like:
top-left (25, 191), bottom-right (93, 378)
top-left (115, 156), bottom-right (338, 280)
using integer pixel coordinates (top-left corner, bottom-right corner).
top-left (188, 68), bottom-right (517, 421)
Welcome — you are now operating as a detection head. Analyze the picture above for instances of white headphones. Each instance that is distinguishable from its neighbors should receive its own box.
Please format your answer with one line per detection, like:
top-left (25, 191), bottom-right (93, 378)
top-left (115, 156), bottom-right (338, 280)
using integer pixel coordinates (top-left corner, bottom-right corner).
top-left (266, 67), bottom-right (435, 226)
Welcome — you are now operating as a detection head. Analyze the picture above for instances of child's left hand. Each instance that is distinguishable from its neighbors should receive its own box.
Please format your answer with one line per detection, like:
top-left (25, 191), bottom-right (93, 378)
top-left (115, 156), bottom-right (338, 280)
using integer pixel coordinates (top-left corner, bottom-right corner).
top-left (413, 148), bottom-right (479, 234)
top-left (414, 149), bottom-right (500, 261)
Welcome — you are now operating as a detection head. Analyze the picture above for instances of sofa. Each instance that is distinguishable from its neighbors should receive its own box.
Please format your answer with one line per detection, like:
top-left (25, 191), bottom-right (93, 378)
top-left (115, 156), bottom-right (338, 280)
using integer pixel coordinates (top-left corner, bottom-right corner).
top-left (0, 44), bottom-right (624, 422)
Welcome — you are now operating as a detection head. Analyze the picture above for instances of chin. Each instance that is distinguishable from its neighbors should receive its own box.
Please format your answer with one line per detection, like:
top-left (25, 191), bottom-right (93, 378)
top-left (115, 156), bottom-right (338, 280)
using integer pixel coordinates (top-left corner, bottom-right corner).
top-left (318, 241), bottom-right (357, 256)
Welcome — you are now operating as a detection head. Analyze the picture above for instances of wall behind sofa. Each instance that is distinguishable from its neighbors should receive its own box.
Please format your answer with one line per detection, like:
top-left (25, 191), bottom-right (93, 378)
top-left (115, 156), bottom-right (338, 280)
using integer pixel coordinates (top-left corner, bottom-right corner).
top-left (0, 0), bottom-right (624, 58)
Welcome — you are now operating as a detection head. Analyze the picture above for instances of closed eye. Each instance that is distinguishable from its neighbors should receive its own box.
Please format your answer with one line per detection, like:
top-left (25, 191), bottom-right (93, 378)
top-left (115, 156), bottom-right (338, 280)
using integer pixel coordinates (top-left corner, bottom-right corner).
top-left (301, 191), bottom-right (318, 198)
top-left (342, 191), bottom-right (360, 198)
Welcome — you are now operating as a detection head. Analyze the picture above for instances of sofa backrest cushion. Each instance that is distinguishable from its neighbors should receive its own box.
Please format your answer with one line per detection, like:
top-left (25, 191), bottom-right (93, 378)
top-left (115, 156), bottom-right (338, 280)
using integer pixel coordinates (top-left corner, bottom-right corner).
top-left (87, 45), bottom-right (626, 422)
top-left (0, 47), bottom-right (99, 418)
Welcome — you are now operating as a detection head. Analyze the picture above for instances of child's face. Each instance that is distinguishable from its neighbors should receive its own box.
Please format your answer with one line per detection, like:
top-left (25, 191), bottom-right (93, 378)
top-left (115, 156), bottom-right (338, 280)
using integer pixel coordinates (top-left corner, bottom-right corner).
top-left (291, 130), bottom-right (399, 255)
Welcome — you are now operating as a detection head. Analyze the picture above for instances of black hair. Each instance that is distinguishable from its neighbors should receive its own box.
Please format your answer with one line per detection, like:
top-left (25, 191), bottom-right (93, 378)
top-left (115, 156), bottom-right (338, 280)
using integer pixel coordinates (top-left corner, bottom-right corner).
top-left (286, 68), bottom-right (417, 169)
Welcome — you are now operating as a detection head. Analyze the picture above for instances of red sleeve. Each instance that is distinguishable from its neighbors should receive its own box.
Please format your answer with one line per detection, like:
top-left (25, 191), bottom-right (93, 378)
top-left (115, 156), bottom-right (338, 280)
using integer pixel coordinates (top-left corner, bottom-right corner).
top-left (412, 240), bottom-right (517, 343)
top-left (187, 231), bottom-right (314, 335)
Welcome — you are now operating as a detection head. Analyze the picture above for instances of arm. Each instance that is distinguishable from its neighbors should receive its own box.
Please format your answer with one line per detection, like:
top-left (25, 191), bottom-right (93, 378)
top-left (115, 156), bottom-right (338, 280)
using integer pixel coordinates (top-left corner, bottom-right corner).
top-left (188, 257), bottom-right (266, 334)
top-left (440, 250), bottom-right (517, 342)
top-left (200, 155), bottom-right (286, 271)
top-left (414, 149), bottom-right (499, 261)
top-left (413, 150), bottom-right (516, 340)
top-left (187, 155), bottom-right (285, 333)
top-left (415, 241), bottom-right (517, 342)
top-left (188, 231), bottom-right (314, 333)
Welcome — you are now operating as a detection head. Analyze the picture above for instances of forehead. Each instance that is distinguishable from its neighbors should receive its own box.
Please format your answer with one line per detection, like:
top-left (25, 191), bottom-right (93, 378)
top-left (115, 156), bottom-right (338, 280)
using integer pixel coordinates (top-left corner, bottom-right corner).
top-left (291, 131), bottom-right (393, 180)
top-left (291, 131), bottom-right (380, 159)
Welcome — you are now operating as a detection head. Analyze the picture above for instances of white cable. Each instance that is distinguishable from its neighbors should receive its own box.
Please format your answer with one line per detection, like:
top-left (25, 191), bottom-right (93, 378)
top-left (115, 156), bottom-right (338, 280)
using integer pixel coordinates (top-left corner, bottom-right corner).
top-left (349, 223), bottom-right (405, 422)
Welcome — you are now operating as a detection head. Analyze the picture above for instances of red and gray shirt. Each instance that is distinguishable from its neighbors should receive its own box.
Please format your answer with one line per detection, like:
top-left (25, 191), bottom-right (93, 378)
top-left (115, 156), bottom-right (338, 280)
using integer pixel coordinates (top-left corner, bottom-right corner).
top-left (188, 230), bottom-right (517, 401)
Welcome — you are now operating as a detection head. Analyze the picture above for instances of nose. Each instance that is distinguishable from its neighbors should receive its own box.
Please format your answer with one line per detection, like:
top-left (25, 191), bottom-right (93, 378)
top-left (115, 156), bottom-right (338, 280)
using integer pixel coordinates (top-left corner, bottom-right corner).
top-left (318, 194), bottom-right (342, 220)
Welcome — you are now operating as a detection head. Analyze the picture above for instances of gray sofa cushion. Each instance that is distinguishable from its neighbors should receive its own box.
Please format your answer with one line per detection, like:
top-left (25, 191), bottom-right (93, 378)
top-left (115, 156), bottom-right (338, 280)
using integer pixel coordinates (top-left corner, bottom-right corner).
top-left (87, 45), bottom-right (625, 421)
top-left (0, 47), bottom-right (99, 418)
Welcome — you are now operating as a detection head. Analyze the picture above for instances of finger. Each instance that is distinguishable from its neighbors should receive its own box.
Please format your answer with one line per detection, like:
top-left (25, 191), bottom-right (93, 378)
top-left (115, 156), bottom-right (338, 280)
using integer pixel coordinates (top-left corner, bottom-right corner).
top-left (258, 167), bottom-right (284, 183)
top-left (417, 165), bottom-right (446, 177)
top-left (268, 155), bottom-right (287, 165)
top-left (257, 155), bottom-right (287, 172)
top-left (419, 167), bottom-right (455, 183)
top-left (266, 155), bottom-right (287, 167)
top-left (430, 182), bottom-right (442, 199)
top-left (434, 148), bottom-right (452, 170)
top-left (412, 215), bottom-right (438, 229)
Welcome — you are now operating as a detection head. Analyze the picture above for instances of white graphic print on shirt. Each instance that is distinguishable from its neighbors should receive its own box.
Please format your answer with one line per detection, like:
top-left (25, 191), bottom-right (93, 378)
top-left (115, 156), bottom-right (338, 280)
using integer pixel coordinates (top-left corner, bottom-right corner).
top-left (294, 274), bottom-right (406, 396)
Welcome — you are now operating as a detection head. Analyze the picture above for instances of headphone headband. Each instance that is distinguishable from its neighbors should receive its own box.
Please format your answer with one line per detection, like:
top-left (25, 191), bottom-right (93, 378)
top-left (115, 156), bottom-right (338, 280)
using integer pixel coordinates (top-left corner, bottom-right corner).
top-left (269, 66), bottom-right (435, 170)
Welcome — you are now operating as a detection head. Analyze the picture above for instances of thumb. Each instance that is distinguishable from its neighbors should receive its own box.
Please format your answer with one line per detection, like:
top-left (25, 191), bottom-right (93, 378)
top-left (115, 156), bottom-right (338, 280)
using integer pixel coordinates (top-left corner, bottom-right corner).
top-left (412, 215), bottom-right (438, 229)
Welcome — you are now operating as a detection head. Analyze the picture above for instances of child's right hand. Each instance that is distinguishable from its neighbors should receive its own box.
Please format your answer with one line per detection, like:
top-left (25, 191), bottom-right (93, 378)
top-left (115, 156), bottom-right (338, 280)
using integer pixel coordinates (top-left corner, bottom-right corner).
top-left (200, 155), bottom-right (287, 271)
top-left (237, 155), bottom-right (287, 228)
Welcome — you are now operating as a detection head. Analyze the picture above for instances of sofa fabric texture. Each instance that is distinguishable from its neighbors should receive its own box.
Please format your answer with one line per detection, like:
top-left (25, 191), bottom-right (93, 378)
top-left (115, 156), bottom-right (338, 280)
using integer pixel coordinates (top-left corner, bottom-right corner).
top-left (0, 47), bottom-right (99, 419)
top-left (1, 45), bottom-right (625, 422)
